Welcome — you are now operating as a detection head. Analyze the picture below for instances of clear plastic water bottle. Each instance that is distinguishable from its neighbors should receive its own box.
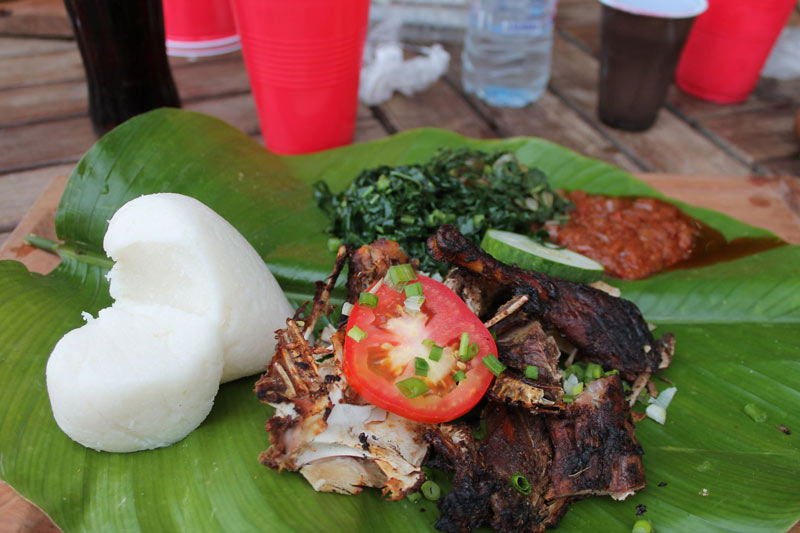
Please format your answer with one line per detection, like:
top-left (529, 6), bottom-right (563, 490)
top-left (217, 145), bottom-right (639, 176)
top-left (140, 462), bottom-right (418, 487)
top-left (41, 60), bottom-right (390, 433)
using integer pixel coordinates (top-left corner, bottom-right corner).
top-left (462, 0), bottom-right (557, 107)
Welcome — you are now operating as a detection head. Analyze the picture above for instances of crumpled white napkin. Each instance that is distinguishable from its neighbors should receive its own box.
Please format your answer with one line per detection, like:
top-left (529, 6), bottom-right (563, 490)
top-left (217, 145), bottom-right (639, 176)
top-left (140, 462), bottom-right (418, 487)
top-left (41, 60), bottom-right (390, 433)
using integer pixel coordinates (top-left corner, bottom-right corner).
top-left (359, 42), bottom-right (450, 105)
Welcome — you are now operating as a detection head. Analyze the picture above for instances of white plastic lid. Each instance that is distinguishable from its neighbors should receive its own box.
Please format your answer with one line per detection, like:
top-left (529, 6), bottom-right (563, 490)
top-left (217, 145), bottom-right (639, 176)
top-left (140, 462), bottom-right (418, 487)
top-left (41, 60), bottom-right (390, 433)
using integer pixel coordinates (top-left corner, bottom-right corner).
top-left (598, 0), bottom-right (708, 18)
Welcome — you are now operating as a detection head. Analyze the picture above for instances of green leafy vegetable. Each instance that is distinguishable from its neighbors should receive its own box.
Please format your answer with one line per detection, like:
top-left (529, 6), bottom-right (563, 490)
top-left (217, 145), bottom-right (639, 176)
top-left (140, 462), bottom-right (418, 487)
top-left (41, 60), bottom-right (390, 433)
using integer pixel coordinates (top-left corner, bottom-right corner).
top-left (313, 148), bottom-right (571, 274)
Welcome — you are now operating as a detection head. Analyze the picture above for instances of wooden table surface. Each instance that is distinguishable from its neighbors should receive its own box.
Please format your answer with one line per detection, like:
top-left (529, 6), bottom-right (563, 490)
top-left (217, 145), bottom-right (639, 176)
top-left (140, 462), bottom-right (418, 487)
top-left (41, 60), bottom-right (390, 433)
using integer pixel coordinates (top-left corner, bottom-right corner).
top-left (1, 0), bottom-right (800, 531)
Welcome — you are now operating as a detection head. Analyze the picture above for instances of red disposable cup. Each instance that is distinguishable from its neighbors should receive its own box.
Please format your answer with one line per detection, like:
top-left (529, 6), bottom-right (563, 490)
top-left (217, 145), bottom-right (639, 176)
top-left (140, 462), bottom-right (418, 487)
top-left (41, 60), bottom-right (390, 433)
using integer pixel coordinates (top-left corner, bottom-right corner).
top-left (675, 0), bottom-right (796, 104)
top-left (230, 0), bottom-right (369, 155)
top-left (162, 0), bottom-right (239, 57)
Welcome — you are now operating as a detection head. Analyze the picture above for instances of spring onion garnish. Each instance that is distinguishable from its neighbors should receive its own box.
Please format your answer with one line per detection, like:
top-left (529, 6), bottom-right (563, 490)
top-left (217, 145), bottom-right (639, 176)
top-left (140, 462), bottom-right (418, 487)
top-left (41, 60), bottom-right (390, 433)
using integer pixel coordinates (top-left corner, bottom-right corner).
top-left (458, 332), bottom-right (470, 360)
top-left (563, 373), bottom-right (581, 396)
top-left (646, 404), bottom-right (667, 425)
top-left (341, 301), bottom-right (354, 317)
top-left (744, 403), bottom-right (767, 423)
top-left (407, 491), bottom-right (422, 504)
top-left (404, 295), bottom-right (426, 315)
top-left (572, 382), bottom-right (584, 395)
top-left (473, 419), bottom-right (487, 440)
top-left (358, 292), bottom-right (378, 308)
top-left (404, 282), bottom-right (424, 297)
top-left (400, 214), bottom-right (415, 225)
top-left (482, 354), bottom-right (506, 377)
top-left (467, 342), bottom-right (479, 359)
top-left (396, 377), bottom-right (429, 398)
top-left (385, 264), bottom-right (416, 292)
top-left (421, 480), bottom-right (441, 501)
top-left (562, 394), bottom-right (575, 404)
top-left (415, 357), bottom-right (430, 377)
top-left (564, 364), bottom-right (584, 382)
top-left (347, 325), bottom-right (367, 342)
top-left (422, 339), bottom-right (436, 347)
top-left (525, 365), bottom-right (539, 380)
top-left (428, 344), bottom-right (443, 362)
top-left (296, 320), bottom-right (305, 328)
top-left (510, 472), bottom-right (532, 495)
top-left (604, 369), bottom-right (620, 377)
top-left (632, 519), bottom-right (653, 533)
top-left (585, 363), bottom-right (602, 382)
top-left (490, 329), bottom-right (497, 341)
top-left (452, 370), bottom-right (466, 384)
top-left (646, 387), bottom-right (677, 425)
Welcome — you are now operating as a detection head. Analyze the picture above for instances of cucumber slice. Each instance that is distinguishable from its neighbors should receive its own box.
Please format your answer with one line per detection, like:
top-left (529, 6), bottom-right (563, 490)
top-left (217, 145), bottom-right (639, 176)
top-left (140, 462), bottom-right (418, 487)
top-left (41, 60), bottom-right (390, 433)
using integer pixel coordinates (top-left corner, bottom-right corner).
top-left (480, 229), bottom-right (604, 283)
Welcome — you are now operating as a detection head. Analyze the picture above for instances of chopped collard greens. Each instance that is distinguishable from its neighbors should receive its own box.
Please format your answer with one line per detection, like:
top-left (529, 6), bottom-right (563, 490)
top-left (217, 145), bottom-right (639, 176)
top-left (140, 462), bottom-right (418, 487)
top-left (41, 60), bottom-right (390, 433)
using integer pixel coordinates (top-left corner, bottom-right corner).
top-left (313, 148), bottom-right (572, 274)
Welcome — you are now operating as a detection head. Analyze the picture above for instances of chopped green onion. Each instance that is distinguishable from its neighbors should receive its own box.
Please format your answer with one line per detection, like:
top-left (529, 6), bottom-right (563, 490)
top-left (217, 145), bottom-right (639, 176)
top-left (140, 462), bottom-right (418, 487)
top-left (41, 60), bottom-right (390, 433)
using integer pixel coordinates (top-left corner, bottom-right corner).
top-left (525, 365), bottom-right (539, 380)
top-left (490, 329), bottom-right (497, 341)
top-left (572, 382), bottom-right (584, 395)
top-left (585, 363), bottom-right (603, 382)
top-left (358, 292), bottom-right (378, 308)
top-left (421, 480), bottom-right (441, 501)
top-left (472, 213), bottom-right (485, 226)
top-left (341, 302), bottom-right (354, 316)
top-left (422, 339), bottom-right (436, 347)
top-left (400, 214), bottom-right (415, 225)
top-left (327, 237), bottom-right (342, 253)
top-left (604, 369), bottom-right (620, 377)
top-left (623, 381), bottom-right (632, 392)
top-left (415, 357), bottom-right (429, 377)
top-left (562, 394), bottom-right (575, 404)
top-left (347, 326), bottom-right (367, 342)
top-left (632, 519), bottom-right (653, 533)
top-left (744, 403), bottom-right (767, 423)
top-left (404, 295), bottom-right (426, 315)
top-left (564, 364), bottom-right (584, 382)
top-left (482, 354), bottom-right (506, 377)
top-left (428, 344), bottom-right (443, 362)
top-left (296, 320), bottom-right (305, 328)
top-left (396, 377), bottom-right (429, 398)
top-left (458, 332), bottom-right (471, 360)
top-left (510, 472), bottom-right (532, 495)
top-left (472, 419), bottom-right (487, 440)
top-left (452, 370), bottom-right (466, 384)
top-left (404, 282), bottom-right (424, 297)
top-left (468, 342), bottom-right (479, 358)
top-left (406, 491), bottom-right (422, 504)
top-left (385, 264), bottom-right (417, 292)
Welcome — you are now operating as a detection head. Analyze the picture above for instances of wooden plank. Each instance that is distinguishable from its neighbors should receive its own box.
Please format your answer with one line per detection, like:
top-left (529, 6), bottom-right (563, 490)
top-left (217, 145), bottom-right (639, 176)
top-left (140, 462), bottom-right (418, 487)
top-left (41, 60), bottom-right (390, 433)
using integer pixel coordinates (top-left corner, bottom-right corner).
top-left (377, 79), bottom-right (495, 139)
top-left (185, 93), bottom-right (261, 137)
top-left (0, 116), bottom-right (93, 173)
top-left (0, 48), bottom-right (85, 89)
top-left (699, 103), bottom-right (800, 165)
top-left (354, 105), bottom-right (389, 144)
top-left (0, 163), bottom-right (74, 226)
top-left (0, 56), bottom-right (250, 126)
top-left (549, 34), bottom-right (753, 175)
top-left (0, 36), bottom-right (74, 57)
top-left (444, 44), bottom-right (641, 172)
top-left (0, 0), bottom-right (72, 38)
top-left (555, 0), bottom-right (601, 55)
top-left (0, 173), bottom-right (66, 274)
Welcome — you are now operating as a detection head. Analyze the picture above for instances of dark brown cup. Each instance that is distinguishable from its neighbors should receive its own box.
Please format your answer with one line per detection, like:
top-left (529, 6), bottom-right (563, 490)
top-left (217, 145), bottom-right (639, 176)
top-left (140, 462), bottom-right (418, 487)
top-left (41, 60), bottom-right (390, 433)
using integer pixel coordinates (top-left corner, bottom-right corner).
top-left (597, 5), bottom-right (695, 132)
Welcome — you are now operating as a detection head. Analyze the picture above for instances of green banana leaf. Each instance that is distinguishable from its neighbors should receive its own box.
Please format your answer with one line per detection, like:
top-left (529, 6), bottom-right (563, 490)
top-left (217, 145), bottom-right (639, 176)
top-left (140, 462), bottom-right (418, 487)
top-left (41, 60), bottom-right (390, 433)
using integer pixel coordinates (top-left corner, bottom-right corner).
top-left (1, 109), bottom-right (798, 532)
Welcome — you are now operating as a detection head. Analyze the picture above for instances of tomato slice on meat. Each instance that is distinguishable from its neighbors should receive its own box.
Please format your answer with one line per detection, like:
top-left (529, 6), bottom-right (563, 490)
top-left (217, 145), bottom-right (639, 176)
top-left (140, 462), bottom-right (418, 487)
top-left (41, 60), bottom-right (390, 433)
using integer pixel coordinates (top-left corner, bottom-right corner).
top-left (343, 272), bottom-right (496, 424)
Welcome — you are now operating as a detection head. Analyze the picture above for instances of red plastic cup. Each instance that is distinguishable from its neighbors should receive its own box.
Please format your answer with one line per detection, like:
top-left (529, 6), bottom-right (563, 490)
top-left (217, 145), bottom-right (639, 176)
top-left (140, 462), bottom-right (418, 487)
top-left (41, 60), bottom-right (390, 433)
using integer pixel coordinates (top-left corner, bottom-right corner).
top-left (162, 0), bottom-right (240, 57)
top-left (676, 0), bottom-right (797, 103)
top-left (230, 0), bottom-right (370, 154)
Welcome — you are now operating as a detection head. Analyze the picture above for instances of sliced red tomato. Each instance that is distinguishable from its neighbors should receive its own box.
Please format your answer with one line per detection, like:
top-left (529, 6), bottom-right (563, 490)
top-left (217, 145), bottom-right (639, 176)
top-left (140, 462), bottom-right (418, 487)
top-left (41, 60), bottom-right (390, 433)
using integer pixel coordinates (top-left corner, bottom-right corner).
top-left (343, 273), bottom-right (497, 423)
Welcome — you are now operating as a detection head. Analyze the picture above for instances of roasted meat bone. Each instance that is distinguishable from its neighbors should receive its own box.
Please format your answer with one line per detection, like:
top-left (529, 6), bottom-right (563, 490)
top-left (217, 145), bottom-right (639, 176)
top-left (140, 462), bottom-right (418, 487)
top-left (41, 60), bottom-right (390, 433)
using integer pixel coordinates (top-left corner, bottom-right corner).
top-left (427, 225), bottom-right (674, 379)
top-left (255, 321), bottom-right (428, 499)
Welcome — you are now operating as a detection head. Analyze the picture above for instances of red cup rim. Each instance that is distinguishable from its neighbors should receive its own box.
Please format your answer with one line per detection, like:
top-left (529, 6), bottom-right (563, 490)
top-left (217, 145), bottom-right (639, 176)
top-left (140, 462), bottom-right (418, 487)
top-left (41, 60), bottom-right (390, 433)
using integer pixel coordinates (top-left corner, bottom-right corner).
top-left (598, 0), bottom-right (707, 18)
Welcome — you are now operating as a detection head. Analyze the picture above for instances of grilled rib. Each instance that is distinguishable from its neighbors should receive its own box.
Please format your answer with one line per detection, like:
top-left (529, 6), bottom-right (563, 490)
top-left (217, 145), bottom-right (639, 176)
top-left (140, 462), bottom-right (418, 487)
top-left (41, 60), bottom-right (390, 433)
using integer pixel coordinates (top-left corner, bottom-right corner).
top-left (427, 225), bottom-right (674, 379)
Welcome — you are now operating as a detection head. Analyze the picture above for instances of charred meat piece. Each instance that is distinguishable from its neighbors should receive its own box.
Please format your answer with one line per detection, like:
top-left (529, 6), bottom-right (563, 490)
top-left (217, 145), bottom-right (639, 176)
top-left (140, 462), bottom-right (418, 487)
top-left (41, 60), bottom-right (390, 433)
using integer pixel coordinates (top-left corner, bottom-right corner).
top-left (495, 319), bottom-right (561, 382)
top-left (256, 319), bottom-right (428, 499)
top-left (545, 375), bottom-right (646, 501)
top-left (443, 267), bottom-right (509, 320)
top-left (425, 403), bottom-right (571, 533)
top-left (427, 225), bottom-right (674, 379)
top-left (424, 424), bottom-right (499, 532)
top-left (345, 239), bottom-right (411, 303)
top-left (487, 373), bottom-right (561, 413)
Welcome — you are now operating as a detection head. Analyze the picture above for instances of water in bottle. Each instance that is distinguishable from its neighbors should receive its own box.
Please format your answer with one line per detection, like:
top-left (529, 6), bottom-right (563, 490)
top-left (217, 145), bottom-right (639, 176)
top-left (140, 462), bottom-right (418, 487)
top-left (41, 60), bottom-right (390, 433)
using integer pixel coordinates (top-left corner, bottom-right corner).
top-left (462, 0), bottom-right (557, 107)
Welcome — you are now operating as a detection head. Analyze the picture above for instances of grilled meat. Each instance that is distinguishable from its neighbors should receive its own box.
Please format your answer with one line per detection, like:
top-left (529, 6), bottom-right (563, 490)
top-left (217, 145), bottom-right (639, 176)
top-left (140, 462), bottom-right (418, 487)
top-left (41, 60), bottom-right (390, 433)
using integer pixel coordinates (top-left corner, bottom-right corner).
top-left (425, 403), bottom-right (571, 533)
top-left (546, 375), bottom-right (646, 501)
top-left (346, 239), bottom-right (411, 303)
top-left (427, 225), bottom-right (674, 379)
top-left (256, 320), bottom-right (428, 499)
top-left (443, 267), bottom-right (509, 320)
